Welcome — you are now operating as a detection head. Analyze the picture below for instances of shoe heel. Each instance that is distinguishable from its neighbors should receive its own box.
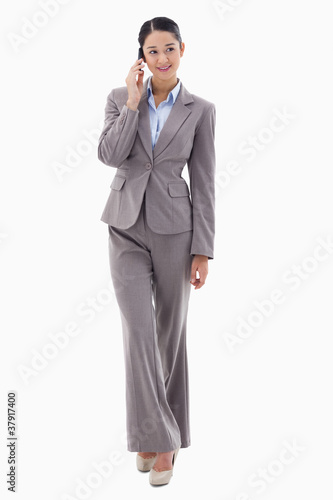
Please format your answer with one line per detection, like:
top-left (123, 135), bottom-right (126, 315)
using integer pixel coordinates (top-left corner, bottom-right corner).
top-left (173, 446), bottom-right (180, 464)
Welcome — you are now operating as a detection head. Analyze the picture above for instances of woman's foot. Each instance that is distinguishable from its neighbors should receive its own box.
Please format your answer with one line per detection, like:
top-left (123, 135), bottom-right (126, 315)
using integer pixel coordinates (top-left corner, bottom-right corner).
top-left (149, 447), bottom-right (180, 485)
top-left (136, 452), bottom-right (157, 472)
top-left (152, 450), bottom-right (175, 472)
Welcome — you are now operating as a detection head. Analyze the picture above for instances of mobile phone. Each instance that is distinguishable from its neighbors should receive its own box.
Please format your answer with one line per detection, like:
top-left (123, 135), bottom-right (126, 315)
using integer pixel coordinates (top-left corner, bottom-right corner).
top-left (138, 47), bottom-right (144, 71)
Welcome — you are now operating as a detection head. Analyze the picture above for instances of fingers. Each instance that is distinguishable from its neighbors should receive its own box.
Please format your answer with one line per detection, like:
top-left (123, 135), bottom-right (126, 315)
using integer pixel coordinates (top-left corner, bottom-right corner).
top-left (190, 267), bottom-right (208, 289)
top-left (192, 277), bottom-right (205, 289)
top-left (190, 274), bottom-right (205, 289)
top-left (192, 279), bottom-right (203, 290)
top-left (126, 60), bottom-right (144, 87)
top-left (190, 270), bottom-right (198, 284)
top-left (132, 58), bottom-right (145, 72)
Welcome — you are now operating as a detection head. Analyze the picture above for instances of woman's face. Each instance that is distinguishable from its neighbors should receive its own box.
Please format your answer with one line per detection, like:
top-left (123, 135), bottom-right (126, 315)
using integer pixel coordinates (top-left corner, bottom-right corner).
top-left (142, 30), bottom-right (184, 83)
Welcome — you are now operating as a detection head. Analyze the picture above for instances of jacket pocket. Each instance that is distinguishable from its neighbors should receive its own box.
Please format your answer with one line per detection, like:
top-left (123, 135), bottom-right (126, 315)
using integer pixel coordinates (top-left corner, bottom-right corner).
top-left (110, 175), bottom-right (126, 190)
top-left (168, 181), bottom-right (190, 197)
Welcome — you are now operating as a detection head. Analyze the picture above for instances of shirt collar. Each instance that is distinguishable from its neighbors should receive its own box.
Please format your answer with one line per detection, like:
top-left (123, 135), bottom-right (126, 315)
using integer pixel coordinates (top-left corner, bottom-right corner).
top-left (147, 76), bottom-right (181, 105)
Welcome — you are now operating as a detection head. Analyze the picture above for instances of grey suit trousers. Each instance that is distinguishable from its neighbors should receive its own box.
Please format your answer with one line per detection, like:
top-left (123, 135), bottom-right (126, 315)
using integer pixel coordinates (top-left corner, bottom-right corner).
top-left (108, 192), bottom-right (193, 452)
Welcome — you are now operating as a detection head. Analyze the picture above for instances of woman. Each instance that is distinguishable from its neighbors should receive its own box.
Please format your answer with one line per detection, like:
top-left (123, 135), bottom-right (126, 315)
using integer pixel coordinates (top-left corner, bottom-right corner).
top-left (97, 17), bottom-right (216, 486)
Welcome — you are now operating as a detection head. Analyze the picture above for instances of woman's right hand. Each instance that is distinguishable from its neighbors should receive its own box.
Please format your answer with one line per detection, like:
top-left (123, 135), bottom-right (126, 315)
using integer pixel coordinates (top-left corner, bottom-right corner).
top-left (125, 58), bottom-right (145, 110)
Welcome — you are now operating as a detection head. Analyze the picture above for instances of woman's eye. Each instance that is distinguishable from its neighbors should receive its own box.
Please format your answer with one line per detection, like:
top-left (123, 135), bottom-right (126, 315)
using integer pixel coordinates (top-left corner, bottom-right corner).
top-left (149, 48), bottom-right (175, 55)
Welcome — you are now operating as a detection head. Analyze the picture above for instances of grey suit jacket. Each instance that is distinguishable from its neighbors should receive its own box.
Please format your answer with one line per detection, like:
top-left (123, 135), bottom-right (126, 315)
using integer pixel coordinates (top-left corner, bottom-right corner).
top-left (97, 77), bottom-right (216, 259)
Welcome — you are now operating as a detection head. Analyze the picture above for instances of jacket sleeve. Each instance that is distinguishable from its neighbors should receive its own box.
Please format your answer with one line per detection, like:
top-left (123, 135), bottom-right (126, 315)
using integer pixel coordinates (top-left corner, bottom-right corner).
top-left (187, 103), bottom-right (216, 260)
top-left (97, 88), bottom-right (140, 168)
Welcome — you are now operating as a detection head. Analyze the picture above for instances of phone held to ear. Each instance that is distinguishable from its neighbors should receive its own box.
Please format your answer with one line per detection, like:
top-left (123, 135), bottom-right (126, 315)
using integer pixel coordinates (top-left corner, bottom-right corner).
top-left (138, 47), bottom-right (144, 71)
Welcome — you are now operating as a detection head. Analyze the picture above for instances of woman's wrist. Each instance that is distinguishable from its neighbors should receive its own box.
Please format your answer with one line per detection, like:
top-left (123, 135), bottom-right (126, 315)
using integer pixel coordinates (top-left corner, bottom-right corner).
top-left (126, 99), bottom-right (139, 111)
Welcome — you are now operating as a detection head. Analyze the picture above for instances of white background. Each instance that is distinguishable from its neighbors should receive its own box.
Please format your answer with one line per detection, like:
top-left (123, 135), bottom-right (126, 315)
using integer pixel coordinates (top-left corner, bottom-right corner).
top-left (1, 0), bottom-right (333, 498)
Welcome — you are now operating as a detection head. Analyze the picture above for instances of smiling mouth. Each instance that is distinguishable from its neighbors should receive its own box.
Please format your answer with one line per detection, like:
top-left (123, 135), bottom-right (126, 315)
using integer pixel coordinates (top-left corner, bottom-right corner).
top-left (157, 65), bottom-right (171, 71)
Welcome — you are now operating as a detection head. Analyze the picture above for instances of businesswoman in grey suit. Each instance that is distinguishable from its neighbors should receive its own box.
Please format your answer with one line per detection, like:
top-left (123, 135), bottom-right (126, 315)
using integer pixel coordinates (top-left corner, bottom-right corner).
top-left (97, 17), bottom-right (216, 486)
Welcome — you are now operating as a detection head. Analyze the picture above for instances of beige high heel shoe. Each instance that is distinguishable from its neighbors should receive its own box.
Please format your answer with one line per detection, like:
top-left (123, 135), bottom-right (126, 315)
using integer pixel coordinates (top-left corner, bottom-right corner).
top-left (136, 452), bottom-right (157, 472)
top-left (149, 447), bottom-right (180, 486)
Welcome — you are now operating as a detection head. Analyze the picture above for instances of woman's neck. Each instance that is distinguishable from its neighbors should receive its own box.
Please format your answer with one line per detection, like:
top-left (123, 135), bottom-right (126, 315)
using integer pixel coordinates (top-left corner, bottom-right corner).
top-left (151, 76), bottom-right (179, 96)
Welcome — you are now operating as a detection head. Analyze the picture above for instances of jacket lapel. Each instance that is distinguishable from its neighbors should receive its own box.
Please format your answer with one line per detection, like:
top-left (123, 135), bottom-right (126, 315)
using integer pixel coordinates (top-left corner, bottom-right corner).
top-left (137, 77), bottom-right (194, 162)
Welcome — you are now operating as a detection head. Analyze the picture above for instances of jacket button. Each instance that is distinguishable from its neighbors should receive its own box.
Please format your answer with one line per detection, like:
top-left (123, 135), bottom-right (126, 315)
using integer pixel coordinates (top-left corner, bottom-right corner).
top-left (145, 163), bottom-right (152, 169)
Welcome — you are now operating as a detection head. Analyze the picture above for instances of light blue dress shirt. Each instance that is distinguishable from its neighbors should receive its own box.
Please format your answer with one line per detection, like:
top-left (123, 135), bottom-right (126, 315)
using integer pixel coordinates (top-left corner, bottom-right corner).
top-left (147, 76), bottom-right (181, 150)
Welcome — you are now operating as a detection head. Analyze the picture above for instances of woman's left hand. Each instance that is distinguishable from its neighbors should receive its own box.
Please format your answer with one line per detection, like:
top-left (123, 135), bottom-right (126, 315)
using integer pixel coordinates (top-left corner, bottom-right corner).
top-left (190, 255), bottom-right (209, 289)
